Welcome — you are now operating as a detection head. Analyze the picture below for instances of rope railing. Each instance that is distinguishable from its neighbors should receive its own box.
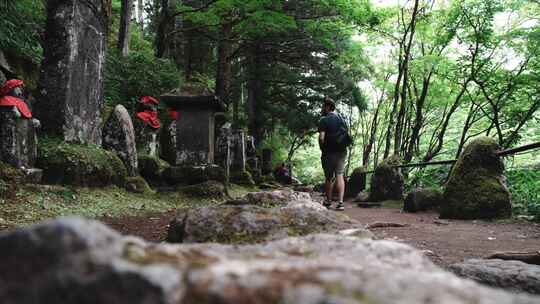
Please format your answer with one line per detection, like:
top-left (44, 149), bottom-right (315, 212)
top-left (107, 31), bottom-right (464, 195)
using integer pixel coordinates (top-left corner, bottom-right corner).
top-left (363, 141), bottom-right (540, 174)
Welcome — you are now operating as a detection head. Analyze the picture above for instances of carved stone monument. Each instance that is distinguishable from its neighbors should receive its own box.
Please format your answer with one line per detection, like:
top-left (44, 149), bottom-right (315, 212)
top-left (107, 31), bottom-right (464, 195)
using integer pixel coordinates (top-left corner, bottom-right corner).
top-left (161, 90), bottom-right (225, 166)
top-left (37, 0), bottom-right (109, 144)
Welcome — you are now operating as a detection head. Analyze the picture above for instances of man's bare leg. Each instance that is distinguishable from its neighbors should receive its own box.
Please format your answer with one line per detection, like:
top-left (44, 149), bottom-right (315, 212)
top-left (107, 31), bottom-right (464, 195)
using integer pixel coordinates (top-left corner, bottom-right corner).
top-left (335, 174), bottom-right (345, 210)
top-left (325, 179), bottom-right (334, 202)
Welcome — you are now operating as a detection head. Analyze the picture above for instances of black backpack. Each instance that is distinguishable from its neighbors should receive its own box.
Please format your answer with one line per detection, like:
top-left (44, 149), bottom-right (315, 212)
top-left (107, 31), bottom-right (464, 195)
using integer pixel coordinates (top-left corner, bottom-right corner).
top-left (335, 114), bottom-right (353, 149)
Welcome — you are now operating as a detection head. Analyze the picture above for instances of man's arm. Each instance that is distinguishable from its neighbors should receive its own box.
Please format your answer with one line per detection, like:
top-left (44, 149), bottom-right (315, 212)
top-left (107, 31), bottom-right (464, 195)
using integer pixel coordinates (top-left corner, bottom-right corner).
top-left (319, 131), bottom-right (325, 150)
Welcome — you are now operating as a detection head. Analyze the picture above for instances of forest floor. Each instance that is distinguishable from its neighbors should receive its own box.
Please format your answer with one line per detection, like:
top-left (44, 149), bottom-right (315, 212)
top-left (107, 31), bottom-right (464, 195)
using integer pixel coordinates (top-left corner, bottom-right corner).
top-left (100, 196), bottom-right (540, 269)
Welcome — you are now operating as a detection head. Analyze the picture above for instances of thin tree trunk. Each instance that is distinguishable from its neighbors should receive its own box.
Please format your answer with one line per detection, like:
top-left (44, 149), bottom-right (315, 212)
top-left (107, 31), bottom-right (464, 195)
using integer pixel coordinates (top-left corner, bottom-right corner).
top-left (216, 22), bottom-right (233, 105)
top-left (118, 0), bottom-right (133, 57)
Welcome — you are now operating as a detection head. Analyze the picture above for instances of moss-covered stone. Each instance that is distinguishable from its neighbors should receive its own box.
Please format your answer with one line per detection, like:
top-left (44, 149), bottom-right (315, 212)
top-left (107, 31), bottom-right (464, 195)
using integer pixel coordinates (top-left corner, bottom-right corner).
top-left (346, 166), bottom-right (367, 198)
top-left (167, 204), bottom-right (364, 244)
top-left (230, 170), bottom-right (255, 186)
top-left (441, 137), bottom-right (511, 219)
top-left (369, 156), bottom-right (404, 202)
top-left (138, 155), bottom-right (170, 183)
top-left (125, 176), bottom-right (153, 194)
top-left (163, 165), bottom-right (226, 185)
top-left (404, 188), bottom-right (442, 213)
top-left (37, 138), bottom-right (127, 187)
top-left (0, 161), bottom-right (24, 198)
top-left (178, 181), bottom-right (225, 198)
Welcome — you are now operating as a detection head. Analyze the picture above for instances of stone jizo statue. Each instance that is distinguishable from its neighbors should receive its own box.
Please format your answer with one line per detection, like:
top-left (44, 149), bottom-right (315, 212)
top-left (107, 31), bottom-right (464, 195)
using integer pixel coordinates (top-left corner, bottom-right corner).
top-left (0, 79), bottom-right (40, 168)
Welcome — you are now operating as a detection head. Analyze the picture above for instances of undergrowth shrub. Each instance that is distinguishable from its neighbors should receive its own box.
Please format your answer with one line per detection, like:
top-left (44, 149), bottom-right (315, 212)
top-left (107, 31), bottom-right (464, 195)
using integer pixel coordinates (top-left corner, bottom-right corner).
top-left (104, 50), bottom-right (181, 112)
top-left (506, 168), bottom-right (540, 221)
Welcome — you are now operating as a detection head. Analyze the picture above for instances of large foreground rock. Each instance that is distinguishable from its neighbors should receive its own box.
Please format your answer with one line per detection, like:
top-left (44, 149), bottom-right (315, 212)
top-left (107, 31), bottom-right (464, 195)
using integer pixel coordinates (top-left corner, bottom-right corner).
top-left (37, 0), bottom-right (109, 144)
top-left (167, 200), bottom-right (361, 243)
top-left (1, 218), bottom-right (538, 304)
top-left (441, 137), bottom-right (511, 219)
top-left (450, 259), bottom-right (540, 295)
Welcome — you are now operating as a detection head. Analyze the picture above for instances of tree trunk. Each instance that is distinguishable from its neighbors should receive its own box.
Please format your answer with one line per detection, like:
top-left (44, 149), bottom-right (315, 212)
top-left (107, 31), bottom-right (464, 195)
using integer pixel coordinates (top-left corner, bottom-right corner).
top-left (247, 42), bottom-right (265, 146)
top-left (118, 0), bottom-right (133, 57)
top-left (216, 22), bottom-right (233, 104)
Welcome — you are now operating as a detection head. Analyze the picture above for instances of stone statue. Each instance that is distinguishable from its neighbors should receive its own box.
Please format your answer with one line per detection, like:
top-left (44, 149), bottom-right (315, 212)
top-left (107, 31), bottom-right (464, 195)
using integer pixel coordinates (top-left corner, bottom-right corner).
top-left (134, 96), bottom-right (160, 157)
top-left (0, 79), bottom-right (40, 169)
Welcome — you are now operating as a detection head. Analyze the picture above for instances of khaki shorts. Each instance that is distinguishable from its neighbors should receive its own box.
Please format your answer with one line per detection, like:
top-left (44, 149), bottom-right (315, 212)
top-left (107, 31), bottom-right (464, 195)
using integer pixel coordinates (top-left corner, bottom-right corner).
top-left (321, 151), bottom-right (347, 181)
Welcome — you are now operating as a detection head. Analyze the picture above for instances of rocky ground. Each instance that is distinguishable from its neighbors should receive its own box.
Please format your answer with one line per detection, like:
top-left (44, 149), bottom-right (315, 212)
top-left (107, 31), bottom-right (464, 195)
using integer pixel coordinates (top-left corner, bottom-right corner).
top-left (101, 193), bottom-right (540, 269)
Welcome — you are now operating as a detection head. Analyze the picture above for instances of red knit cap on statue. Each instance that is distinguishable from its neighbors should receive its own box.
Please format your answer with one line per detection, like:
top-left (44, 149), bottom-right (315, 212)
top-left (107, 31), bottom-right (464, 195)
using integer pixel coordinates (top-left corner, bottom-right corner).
top-left (0, 79), bottom-right (24, 96)
top-left (0, 79), bottom-right (32, 119)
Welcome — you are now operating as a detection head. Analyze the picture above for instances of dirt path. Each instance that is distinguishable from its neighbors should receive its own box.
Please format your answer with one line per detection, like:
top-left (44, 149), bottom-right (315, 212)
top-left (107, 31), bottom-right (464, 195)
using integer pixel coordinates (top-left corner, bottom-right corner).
top-left (344, 205), bottom-right (540, 267)
top-left (101, 202), bottom-right (540, 268)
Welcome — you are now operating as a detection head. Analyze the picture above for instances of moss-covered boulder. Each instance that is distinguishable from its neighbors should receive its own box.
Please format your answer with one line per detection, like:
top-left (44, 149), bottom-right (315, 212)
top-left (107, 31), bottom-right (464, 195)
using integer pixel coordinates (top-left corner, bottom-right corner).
top-left (125, 176), bottom-right (153, 194)
top-left (163, 165), bottom-right (226, 185)
top-left (37, 139), bottom-right (127, 187)
top-left (441, 137), bottom-right (511, 219)
top-left (0, 161), bottom-right (24, 198)
top-left (404, 188), bottom-right (443, 213)
top-left (345, 166), bottom-right (367, 198)
top-left (369, 156), bottom-right (404, 202)
top-left (230, 170), bottom-right (255, 186)
top-left (167, 203), bottom-right (366, 244)
top-left (138, 155), bottom-right (170, 183)
top-left (178, 181), bottom-right (226, 198)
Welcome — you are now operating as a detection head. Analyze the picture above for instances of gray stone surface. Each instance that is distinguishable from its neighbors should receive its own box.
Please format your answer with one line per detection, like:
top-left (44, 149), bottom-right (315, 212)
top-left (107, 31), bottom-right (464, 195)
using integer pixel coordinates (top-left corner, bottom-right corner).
top-left (167, 198), bottom-right (365, 244)
top-left (134, 118), bottom-right (160, 158)
top-left (37, 0), bottom-right (109, 144)
top-left (404, 188), bottom-right (443, 212)
top-left (1, 217), bottom-right (539, 304)
top-left (230, 129), bottom-right (246, 171)
top-left (228, 189), bottom-right (312, 207)
top-left (160, 120), bottom-right (177, 164)
top-left (103, 105), bottom-right (138, 176)
top-left (450, 259), bottom-right (540, 295)
top-left (163, 164), bottom-right (226, 185)
top-left (215, 123), bottom-right (232, 174)
top-left (0, 107), bottom-right (38, 168)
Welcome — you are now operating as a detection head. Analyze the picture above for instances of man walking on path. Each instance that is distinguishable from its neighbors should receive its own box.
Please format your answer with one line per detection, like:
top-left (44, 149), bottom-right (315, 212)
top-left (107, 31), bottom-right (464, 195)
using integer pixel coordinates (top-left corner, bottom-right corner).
top-left (318, 99), bottom-right (347, 211)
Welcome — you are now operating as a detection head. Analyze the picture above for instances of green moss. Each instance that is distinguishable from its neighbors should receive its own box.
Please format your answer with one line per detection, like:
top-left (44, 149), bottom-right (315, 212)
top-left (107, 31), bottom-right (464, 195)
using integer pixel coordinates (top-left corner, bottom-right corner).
top-left (441, 137), bottom-right (511, 219)
top-left (138, 155), bottom-right (170, 182)
top-left (126, 176), bottom-right (153, 194)
top-left (178, 181), bottom-right (226, 199)
top-left (37, 138), bottom-right (127, 187)
top-left (0, 183), bottom-right (228, 228)
top-left (230, 170), bottom-right (255, 186)
top-left (0, 161), bottom-right (24, 199)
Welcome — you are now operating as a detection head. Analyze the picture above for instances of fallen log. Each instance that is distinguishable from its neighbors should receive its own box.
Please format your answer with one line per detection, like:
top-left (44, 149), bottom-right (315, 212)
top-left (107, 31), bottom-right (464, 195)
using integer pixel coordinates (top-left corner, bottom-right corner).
top-left (485, 251), bottom-right (540, 265)
top-left (367, 222), bottom-right (408, 229)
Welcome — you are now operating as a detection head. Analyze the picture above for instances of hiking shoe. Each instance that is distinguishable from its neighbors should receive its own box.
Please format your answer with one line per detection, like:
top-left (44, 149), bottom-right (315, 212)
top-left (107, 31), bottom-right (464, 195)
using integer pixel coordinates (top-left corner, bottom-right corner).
top-left (335, 202), bottom-right (345, 211)
top-left (323, 201), bottom-right (332, 209)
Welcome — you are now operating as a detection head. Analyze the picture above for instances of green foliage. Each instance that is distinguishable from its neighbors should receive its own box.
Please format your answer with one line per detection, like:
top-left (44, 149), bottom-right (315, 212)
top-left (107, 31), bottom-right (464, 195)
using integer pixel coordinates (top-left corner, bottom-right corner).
top-left (507, 169), bottom-right (540, 221)
top-left (104, 50), bottom-right (182, 109)
top-left (0, 0), bottom-right (45, 62)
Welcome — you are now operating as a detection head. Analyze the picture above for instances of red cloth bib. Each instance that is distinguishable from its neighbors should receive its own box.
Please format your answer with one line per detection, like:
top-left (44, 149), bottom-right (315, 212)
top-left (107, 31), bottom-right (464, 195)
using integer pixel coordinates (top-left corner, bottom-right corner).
top-left (136, 110), bottom-right (160, 129)
top-left (0, 96), bottom-right (32, 119)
